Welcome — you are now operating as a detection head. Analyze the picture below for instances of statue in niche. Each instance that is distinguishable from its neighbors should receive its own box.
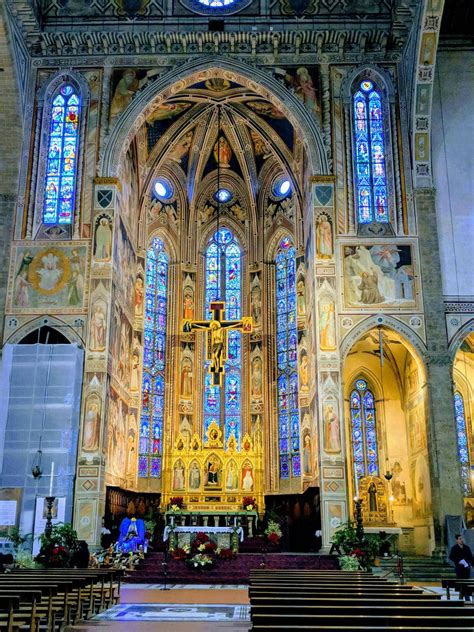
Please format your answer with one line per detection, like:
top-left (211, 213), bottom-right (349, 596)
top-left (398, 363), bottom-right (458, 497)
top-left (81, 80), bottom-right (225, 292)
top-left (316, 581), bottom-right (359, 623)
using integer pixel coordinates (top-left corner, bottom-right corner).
top-left (303, 433), bottom-right (312, 476)
top-left (226, 462), bottom-right (239, 490)
top-left (183, 288), bottom-right (194, 319)
top-left (213, 136), bottom-right (232, 168)
top-left (189, 462), bottom-right (201, 490)
top-left (368, 482), bottom-right (378, 512)
top-left (180, 357), bottom-right (193, 400)
top-left (94, 216), bottom-right (113, 261)
top-left (251, 356), bottom-right (263, 400)
top-left (299, 350), bottom-right (309, 391)
top-left (316, 214), bottom-right (333, 259)
top-left (297, 278), bottom-right (306, 317)
top-left (173, 461), bottom-right (185, 490)
top-left (134, 276), bottom-right (144, 317)
top-left (251, 283), bottom-right (262, 326)
top-left (205, 456), bottom-right (221, 487)
top-left (242, 464), bottom-right (254, 492)
top-left (319, 299), bottom-right (336, 351)
top-left (323, 403), bottom-right (341, 453)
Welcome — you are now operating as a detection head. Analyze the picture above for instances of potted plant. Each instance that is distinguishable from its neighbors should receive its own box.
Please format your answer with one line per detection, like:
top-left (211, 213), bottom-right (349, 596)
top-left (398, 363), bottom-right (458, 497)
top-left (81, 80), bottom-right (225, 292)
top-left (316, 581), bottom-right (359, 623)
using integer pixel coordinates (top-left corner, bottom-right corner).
top-left (242, 496), bottom-right (256, 511)
top-left (169, 497), bottom-right (184, 512)
top-left (264, 520), bottom-right (282, 547)
top-left (185, 553), bottom-right (214, 570)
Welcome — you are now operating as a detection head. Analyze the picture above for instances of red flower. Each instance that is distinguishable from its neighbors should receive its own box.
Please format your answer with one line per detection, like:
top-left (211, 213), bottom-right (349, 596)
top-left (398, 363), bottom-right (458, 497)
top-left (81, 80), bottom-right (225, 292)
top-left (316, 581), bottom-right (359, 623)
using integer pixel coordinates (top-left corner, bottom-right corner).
top-left (268, 533), bottom-right (280, 546)
top-left (172, 547), bottom-right (187, 560)
top-left (351, 548), bottom-right (365, 557)
top-left (205, 541), bottom-right (217, 553)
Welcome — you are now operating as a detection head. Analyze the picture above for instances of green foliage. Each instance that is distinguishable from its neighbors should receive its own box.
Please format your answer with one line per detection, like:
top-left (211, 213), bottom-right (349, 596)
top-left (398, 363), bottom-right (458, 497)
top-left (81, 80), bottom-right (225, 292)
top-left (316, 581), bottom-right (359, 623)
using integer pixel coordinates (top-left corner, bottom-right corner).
top-left (36, 523), bottom-right (79, 568)
top-left (7, 526), bottom-right (32, 551)
top-left (339, 555), bottom-right (361, 571)
top-left (331, 521), bottom-right (382, 568)
top-left (15, 550), bottom-right (40, 569)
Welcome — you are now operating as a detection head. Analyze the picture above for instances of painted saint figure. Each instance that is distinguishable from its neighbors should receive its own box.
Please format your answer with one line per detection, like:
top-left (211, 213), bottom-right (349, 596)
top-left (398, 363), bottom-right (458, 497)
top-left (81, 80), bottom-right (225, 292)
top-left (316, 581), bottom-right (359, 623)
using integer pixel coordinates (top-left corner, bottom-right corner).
top-left (319, 300), bottom-right (336, 351)
top-left (94, 217), bottom-right (112, 261)
top-left (324, 404), bottom-right (341, 453)
top-left (316, 215), bottom-right (333, 259)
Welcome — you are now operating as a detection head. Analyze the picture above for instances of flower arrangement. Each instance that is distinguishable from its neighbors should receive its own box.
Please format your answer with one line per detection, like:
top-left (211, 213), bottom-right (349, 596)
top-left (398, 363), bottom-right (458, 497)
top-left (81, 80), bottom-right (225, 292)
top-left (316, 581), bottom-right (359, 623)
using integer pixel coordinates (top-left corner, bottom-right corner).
top-left (172, 547), bottom-right (188, 560)
top-left (264, 520), bottom-right (282, 546)
top-left (185, 553), bottom-right (214, 570)
top-left (36, 523), bottom-right (79, 568)
top-left (243, 496), bottom-right (256, 511)
top-left (169, 496), bottom-right (184, 511)
top-left (217, 547), bottom-right (236, 560)
top-left (339, 554), bottom-right (361, 571)
top-left (330, 522), bottom-right (382, 570)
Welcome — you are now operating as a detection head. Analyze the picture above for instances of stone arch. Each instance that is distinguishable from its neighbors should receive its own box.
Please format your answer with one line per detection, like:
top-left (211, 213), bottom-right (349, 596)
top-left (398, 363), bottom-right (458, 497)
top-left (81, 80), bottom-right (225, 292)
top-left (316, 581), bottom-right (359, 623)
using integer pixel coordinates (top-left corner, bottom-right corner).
top-left (100, 56), bottom-right (329, 179)
top-left (340, 64), bottom-right (396, 104)
top-left (340, 314), bottom-right (428, 366)
top-left (449, 318), bottom-right (474, 358)
top-left (6, 315), bottom-right (84, 346)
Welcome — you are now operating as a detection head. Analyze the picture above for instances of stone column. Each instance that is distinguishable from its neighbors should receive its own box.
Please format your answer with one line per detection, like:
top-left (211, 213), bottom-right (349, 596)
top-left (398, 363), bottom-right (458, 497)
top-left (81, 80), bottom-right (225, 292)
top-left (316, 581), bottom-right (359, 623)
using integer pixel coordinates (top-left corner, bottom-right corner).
top-left (414, 187), bottom-right (463, 550)
top-left (73, 178), bottom-right (118, 547)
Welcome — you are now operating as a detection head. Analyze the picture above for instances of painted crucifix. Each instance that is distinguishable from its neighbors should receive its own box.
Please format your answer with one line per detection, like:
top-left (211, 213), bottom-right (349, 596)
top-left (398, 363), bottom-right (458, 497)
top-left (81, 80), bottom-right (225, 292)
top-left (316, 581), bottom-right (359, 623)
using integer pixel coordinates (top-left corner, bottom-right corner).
top-left (182, 300), bottom-right (253, 387)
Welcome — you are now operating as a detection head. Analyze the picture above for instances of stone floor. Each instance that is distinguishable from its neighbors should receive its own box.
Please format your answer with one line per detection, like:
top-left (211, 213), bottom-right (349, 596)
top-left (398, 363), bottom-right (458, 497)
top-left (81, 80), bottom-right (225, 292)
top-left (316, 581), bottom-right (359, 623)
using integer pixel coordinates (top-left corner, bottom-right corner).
top-left (68, 584), bottom-right (251, 631)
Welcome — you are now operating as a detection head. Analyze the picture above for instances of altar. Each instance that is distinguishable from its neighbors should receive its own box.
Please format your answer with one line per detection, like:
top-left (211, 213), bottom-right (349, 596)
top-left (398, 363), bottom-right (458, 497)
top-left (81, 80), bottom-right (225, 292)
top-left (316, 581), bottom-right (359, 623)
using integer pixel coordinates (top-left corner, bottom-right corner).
top-left (164, 525), bottom-right (244, 552)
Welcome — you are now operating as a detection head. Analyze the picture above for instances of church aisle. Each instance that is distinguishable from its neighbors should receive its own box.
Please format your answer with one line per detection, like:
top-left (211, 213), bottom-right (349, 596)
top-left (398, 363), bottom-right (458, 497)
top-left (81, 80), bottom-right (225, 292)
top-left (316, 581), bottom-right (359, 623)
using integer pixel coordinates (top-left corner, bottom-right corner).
top-left (66, 586), bottom-right (251, 631)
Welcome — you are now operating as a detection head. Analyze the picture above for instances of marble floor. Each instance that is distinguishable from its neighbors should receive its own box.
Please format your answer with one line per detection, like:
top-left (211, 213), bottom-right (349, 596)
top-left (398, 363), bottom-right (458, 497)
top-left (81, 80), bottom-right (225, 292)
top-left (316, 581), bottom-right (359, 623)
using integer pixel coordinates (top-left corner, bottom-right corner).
top-left (95, 603), bottom-right (250, 622)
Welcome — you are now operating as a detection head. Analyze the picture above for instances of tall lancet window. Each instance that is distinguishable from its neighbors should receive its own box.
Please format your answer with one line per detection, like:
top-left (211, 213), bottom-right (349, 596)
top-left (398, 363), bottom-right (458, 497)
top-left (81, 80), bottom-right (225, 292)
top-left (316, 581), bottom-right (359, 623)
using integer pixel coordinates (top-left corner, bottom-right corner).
top-left (454, 392), bottom-right (471, 496)
top-left (138, 237), bottom-right (169, 478)
top-left (276, 236), bottom-right (300, 479)
top-left (350, 379), bottom-right (379, 481)
top-left (43, 84), bottom-right (81, 225)
top-left (353, 80), bottom-right (389, 224)
top-left (203, 228), bottom-right (242, 448)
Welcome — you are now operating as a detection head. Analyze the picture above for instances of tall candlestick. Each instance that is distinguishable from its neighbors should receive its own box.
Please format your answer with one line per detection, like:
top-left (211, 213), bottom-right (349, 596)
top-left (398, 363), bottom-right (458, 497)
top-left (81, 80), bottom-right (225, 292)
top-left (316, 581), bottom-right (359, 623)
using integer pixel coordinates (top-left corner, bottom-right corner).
top-left (354, 463), bottom-right (359, 498)
top-left (48, 461), bottom-right (55, 497)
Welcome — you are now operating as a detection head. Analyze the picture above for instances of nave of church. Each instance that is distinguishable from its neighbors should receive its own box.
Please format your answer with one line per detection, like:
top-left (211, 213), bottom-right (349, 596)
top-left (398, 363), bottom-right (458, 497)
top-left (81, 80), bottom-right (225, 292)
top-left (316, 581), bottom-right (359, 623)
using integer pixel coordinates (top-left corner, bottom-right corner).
top-left (0, 0), bottom-right (473, 628)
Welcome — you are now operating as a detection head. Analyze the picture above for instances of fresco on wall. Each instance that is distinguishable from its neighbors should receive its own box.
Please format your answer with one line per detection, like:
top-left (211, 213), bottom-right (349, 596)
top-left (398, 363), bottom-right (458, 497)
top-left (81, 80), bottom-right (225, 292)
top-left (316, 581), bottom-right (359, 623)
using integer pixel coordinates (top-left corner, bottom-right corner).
top-left (110, 68), bottom-right (161, 120)
top-left (114, 219), bottom-right (135, 317)
top-left (118, 143), bottom-right (139, 239)
top-left (9, 243), bottom-right (89, 313)
top-left (274, 66), bottom-right (321, 118)
top-left (106, 387), bottom-right (129, 482)
top-left (342, 244), bottom-right (416, 309)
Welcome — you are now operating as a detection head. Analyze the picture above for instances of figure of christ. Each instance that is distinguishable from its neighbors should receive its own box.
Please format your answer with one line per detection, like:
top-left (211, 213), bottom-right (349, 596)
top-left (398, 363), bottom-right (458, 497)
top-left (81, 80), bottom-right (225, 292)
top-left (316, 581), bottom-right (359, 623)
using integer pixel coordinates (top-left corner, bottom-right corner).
top-left (182, 301), bottom-right (252, 386)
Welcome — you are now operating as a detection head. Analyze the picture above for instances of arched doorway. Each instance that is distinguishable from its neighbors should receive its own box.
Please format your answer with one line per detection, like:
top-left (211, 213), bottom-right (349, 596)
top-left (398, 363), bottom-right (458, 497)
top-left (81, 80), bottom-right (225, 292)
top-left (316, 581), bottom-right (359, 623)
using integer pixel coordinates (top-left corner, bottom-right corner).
top-left (342, 326), bottom-right (433, 556)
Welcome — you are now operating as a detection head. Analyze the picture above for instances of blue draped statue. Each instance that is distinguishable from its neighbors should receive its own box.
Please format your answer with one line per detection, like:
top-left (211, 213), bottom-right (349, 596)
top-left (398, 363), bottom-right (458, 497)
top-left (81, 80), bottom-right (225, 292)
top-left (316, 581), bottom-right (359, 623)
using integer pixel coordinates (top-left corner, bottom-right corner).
top-left (116, 517), bottom-right (146, 553)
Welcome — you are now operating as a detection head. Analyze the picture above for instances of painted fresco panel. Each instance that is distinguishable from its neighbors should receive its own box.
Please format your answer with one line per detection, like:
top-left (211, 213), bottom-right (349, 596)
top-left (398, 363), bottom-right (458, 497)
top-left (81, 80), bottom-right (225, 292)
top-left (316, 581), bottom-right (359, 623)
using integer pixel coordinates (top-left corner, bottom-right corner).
top-left (341, 242), bottom-right (418, 310)
top-left (7, 242), bottom-right (90, 313)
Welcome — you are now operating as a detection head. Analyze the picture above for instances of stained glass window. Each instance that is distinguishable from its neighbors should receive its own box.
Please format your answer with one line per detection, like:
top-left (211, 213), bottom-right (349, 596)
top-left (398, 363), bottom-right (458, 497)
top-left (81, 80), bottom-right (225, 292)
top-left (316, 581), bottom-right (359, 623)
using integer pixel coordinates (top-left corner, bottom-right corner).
top-left (454, 392), bottom-right (471, 496)
top-left (276, 236), bottom-right (301, 479)
top-left (350, 379), bottom-right (379, 484)
top-left (353, 80), bottom-right (389, 224)
top-left (138, 237), bottom-right (169, 478)
top-left (204, 228), bottom-right (242, 448)
top-left (43, 84), bottom-right (80, 225)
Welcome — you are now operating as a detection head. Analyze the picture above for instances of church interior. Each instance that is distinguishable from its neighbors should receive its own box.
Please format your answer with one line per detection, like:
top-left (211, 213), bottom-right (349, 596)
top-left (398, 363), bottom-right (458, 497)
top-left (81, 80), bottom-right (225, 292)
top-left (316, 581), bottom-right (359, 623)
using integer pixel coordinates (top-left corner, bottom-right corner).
top-left (0, 0), bottom-right (473, 629)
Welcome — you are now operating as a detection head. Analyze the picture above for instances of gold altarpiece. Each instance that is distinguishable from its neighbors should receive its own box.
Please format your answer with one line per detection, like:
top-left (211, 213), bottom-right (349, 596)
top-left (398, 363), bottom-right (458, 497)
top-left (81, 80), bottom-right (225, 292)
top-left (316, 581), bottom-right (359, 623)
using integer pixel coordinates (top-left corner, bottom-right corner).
top-left (161, 420), bottom-right (265, 514)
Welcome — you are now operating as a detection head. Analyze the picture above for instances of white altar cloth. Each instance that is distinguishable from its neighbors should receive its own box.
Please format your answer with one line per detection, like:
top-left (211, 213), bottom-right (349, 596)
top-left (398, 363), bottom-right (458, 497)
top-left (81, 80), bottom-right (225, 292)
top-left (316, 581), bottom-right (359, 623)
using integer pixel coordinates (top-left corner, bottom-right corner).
top-left (163, 525), bottom-right (244, 542)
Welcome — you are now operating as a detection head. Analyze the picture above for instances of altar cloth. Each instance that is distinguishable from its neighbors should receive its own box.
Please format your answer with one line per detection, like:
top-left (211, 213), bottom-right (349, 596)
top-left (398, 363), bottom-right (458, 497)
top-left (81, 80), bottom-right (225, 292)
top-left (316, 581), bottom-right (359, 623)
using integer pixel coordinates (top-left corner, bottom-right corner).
top-left (163, 525), bottom-right (244, 543)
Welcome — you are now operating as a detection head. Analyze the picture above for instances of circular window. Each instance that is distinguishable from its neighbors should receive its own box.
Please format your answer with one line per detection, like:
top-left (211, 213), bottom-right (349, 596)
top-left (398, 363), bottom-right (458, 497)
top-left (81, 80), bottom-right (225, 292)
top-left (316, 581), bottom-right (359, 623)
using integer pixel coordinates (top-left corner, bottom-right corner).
top-left (214, 188), bottom-right (232, 203)
top-left (360, 80), bottom-right (374, 92)
top-left (181, 0), bottom-right (252, 15)
top-left (154, 179), bottom-right (173, 200)
top-left (274, 178), bottom-right (291, 198)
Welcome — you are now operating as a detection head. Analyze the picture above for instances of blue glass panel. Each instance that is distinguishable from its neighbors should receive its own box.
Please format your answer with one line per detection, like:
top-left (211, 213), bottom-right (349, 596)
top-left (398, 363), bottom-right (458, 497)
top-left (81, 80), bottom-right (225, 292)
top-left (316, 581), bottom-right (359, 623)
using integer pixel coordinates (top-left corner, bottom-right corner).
top-left (43, 85), bottom-right (80, 225)
top-left (204, 229), bottom-right (242, 447)
top-left (276, 236), bottom-right (301, 479)
top-left (351, 380), bottom-right (379, 486)
top-left (454, 392), bottom-right (471, 496)
top-left (139, 237), bottom-right (169, 478)
top-left (353, 83), bottom-right (389, 224)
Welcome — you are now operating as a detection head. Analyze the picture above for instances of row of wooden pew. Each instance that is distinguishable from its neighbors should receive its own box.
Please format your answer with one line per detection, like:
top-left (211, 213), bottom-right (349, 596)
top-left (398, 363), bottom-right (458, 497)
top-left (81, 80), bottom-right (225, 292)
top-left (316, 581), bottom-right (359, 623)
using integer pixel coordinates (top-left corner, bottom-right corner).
top-left (0, 567), bottom-right (123, 632)
top-left (248, 568), bottom-right (474, 631)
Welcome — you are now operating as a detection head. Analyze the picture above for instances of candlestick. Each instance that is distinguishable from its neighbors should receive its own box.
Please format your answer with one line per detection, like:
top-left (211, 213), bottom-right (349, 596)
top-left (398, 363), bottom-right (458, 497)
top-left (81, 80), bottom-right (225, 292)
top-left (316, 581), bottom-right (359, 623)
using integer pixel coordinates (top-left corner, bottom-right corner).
top-left (48, 461), bottom-right (55, 497)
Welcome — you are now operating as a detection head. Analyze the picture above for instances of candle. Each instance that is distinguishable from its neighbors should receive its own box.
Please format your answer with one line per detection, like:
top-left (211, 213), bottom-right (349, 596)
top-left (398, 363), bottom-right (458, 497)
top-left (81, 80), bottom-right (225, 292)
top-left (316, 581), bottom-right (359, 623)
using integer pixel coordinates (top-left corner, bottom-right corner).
top-left (48, 461), bottom-right (55, 497)
top-left (354, 464), bottom-right (359, 499)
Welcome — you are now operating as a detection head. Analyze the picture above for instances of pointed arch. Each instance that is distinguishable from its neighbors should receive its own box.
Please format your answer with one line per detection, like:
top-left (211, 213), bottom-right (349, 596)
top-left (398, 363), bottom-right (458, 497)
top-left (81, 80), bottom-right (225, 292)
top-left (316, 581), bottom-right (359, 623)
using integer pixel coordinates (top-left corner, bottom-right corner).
top-left (275, 234), bottom-right (301, 479)
top-left (350, 377), bottom-right (379, 480)
top-left (138, 235), bottom-right (170, 478)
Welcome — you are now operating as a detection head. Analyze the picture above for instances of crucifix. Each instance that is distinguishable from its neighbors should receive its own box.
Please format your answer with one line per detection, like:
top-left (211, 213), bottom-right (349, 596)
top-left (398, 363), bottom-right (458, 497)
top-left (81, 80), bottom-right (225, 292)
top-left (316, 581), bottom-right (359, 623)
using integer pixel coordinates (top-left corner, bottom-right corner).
top-left (182, 301), bottom-right (252, 387)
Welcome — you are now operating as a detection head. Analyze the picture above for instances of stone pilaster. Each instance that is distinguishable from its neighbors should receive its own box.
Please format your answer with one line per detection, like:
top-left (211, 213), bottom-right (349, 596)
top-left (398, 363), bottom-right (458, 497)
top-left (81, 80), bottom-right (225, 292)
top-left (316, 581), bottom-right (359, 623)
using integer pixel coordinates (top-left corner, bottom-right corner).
top-left (414, 187), bottom-right (463, 549)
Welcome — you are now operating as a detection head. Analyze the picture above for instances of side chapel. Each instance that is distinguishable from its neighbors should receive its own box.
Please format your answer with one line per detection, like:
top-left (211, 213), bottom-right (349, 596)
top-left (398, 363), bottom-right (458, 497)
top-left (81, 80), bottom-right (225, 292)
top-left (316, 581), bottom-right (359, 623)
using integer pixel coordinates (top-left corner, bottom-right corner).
top-left (0, 0), bottom-right (472, 556)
